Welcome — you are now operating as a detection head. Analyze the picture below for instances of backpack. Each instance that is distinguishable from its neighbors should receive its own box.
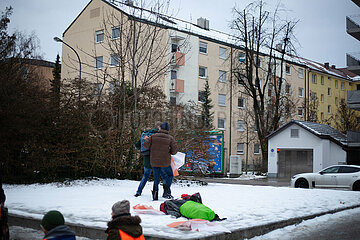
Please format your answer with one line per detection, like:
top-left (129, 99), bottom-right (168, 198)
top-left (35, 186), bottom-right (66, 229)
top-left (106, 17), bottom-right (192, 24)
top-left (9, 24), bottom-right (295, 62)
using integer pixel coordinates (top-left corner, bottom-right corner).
top-left (140, 129), bottom-right (157, 155)
top-left (179, 201), bottom-right (215, 221)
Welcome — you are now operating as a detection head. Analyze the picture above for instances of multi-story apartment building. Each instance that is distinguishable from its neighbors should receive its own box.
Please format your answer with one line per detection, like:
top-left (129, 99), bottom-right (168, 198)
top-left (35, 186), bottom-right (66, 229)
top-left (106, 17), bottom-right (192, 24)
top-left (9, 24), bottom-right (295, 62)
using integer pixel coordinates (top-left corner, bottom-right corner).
top-left (346, 0), bottom-right (360, 110)
top-left (61, 0), bottom-right (359, 173)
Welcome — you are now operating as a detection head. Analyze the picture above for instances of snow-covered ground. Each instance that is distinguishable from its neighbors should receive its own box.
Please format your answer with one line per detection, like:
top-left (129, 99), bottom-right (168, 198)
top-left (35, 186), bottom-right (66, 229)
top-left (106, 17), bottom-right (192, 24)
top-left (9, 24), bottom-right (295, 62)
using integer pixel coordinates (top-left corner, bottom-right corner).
top-left (4, 178), bottom-right (360, 239)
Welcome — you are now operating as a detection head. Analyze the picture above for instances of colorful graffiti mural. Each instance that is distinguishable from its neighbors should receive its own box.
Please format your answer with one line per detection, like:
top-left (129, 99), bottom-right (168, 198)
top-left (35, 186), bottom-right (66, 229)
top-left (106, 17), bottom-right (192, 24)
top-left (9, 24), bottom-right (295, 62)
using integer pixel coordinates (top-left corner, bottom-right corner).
top-left (181, 131), bottom-right (224, 174)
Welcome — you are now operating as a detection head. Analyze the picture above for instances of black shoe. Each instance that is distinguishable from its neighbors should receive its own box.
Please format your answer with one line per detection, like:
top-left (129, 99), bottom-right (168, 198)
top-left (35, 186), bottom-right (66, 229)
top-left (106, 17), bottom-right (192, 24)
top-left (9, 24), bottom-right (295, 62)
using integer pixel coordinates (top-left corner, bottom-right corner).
top-left (162, 184), bottom-right (168, 198)
top-left (152, 190), bottom-right (158, 201)
top-left (134, 193), bottom-right (140, 197)
top-left (163, 193), bottom-right (174, 199)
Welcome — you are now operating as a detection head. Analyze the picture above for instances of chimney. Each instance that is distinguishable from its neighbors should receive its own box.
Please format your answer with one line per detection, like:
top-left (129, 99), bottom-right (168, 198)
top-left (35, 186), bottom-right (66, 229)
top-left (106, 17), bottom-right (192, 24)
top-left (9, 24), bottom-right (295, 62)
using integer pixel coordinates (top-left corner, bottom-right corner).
top-left (331, 65), bottom-right (336, 69)
top-left (197, 17), bottom-right (209, 30)
top-left (324, 62), bottom-right (329, 69)
top-left (124, 0), bottom-right (134, 6)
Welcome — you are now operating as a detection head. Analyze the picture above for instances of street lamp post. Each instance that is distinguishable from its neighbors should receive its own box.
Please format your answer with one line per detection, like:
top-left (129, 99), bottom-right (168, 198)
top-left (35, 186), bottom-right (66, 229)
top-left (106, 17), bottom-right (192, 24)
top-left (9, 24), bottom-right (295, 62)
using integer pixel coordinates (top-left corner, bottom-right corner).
top-left (53, 36), bottom-right (82, 105)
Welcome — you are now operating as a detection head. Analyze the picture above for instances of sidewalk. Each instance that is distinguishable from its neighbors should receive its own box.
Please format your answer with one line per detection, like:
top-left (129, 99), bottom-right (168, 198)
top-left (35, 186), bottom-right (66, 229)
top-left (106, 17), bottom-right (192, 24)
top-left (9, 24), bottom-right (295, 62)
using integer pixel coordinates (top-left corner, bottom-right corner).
top-left (183, 175), bottom-right (291, 187)
top-left (9, 204), bottom-right (360, 240)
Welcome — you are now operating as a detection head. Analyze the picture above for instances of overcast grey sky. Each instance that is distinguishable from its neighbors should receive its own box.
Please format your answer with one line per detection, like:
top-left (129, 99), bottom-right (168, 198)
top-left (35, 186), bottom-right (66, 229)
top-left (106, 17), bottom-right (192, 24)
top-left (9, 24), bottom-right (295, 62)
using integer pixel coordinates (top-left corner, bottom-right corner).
top-left (1, 0), bottom-right (359, 68)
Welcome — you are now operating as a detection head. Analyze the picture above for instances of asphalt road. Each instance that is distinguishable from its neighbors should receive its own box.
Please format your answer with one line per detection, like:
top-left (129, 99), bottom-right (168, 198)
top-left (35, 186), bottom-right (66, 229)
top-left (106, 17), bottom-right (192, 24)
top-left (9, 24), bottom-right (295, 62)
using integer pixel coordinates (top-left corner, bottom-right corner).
top-left (249, 206), bottom-right (360, 240)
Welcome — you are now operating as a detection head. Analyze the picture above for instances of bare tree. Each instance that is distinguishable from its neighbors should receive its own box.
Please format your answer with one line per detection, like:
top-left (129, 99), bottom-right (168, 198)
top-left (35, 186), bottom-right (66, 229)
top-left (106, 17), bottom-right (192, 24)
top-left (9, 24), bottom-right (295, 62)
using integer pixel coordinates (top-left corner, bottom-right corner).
top-left (334, 102), bottom-right (360, 133)
top-left (231, 0), bottom-right (298, 171)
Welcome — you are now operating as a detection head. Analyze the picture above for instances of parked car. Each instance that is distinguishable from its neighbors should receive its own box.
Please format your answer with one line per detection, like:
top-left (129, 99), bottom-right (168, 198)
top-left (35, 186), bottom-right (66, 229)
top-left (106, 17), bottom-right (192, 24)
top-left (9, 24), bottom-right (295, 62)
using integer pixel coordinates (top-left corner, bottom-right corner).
top-left (290, 165), bottom-right (360, 191)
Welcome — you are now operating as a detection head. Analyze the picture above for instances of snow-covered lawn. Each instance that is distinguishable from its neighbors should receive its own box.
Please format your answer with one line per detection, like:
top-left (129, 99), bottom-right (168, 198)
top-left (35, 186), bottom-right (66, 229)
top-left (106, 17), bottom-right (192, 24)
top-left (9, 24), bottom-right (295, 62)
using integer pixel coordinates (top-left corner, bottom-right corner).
top-left (4, 179), bottom-right (360, 239)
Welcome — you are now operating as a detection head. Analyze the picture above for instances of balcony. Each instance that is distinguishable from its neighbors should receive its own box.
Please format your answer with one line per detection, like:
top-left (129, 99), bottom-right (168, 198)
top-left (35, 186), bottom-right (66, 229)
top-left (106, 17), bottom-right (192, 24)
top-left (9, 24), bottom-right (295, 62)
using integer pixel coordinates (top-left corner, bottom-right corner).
top-left (170, 78), bottom-right (184, 93)
top-left (347, 90), bottom-right (360, 110)
top-left (352, 0), bottom-right (360, 8)
top-left (346, 16), bottom-right (360, 41)
top-left (347, 53), bottom-right (360, 75)
top-left (170, 52), bottom-right (185, 67)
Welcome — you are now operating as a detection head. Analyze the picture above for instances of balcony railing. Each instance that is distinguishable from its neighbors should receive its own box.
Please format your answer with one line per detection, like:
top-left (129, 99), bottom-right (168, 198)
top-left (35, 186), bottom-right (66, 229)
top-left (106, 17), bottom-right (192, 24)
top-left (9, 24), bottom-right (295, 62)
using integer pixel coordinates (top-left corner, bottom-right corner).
top-left (170, 52), bottom-right (185, 67)
top-left (170, 78), bottom-right (184, 93)
top-left (346, 15), bottom-right (360, 41)
top-left (347, 90), bottom-right (360, 110)
top-left (347, 53), bottom-right (360, 75)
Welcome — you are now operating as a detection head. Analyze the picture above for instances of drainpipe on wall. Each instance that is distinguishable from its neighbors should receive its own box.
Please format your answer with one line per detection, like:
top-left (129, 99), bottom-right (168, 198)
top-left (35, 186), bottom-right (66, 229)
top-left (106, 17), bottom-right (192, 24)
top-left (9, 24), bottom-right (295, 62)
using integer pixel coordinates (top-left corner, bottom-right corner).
top-left (229, 46), bottom-right (233, 173)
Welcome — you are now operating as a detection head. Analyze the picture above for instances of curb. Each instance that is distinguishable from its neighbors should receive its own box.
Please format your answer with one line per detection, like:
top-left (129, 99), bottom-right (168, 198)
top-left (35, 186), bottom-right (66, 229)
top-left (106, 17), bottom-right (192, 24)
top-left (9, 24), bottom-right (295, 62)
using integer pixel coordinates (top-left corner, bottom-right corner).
top-left (9, 204), bottom-right (360, 240)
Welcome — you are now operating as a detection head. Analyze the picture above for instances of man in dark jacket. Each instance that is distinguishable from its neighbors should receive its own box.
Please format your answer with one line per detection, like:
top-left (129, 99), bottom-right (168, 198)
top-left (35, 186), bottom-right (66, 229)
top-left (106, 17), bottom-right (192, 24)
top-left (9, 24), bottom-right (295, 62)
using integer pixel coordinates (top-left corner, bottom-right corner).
top-left (144, 122), bottom-right (177, 200)
top-left (40, 210), bottom-right (76, 240)
top-left (134, 122), bottom-right (167, 197)
top-left (105, 200), bottom-right (144, 240)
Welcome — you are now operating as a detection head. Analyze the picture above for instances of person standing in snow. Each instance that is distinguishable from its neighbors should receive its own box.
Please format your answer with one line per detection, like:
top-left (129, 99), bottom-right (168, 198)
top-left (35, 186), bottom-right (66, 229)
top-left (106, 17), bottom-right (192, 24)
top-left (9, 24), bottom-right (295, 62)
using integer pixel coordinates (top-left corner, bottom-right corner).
top-left (134, 122), bottom-right (167, 197)
top-left (40, 210), bottom-right (76, 240)
top-left (143, 122), bottom-right (177, 200)
top-left (105, 200), bottom-right (144, 240)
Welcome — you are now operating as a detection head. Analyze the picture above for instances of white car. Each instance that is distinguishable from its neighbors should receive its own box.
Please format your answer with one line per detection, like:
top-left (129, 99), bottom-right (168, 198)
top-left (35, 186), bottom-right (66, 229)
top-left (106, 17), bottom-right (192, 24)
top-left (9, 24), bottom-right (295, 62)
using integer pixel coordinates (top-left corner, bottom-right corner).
top-left (290, 165), bottom-right (360, 191)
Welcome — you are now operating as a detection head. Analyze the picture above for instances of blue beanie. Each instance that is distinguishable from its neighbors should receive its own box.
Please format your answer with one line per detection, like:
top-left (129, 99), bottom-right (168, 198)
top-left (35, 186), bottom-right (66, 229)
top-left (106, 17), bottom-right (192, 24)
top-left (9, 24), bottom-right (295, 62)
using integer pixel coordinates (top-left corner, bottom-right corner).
top-left (160, 122), bottom-right (170, 131)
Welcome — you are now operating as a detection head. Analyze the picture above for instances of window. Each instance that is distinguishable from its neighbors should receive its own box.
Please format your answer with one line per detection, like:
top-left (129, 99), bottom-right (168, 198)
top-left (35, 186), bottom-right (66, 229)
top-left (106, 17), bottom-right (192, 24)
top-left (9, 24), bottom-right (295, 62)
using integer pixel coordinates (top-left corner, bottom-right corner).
top-left (321, 76), bottom-right (324, 85)
top-left (96, 30), bottom-right (104, 43)
top-left (218, 70), bottom-right (226, 82)
top-left (339, 166), bottom-right (360, 173)
top-left (255, 57), bottom-right (262, 67)
top-left (335, 80), bottom-right (338, 89)
top-left (321, 112), bottom-right (324, 120)
top-left (171, 43), bottom-right (178, 53)
top-left (110, 54), bottom-right (119, 66)
top-left (170, 96), bottom-right (176, 105)
top-left (199, 66), bottom-right (207, 78)
top-left (219, 47), bottom-right (226, 59)
top-left (111, 26), bottom-right (120, 39)
top-left (341, 82), bottom-right (345, 90)
top-left (335, 97), bottom-right (338, 106)
top-left (285, 84), bottom-right (291, 95)
top-left (311, 92), bottom-right (316, 102)
top-left (237, 143), bottom-right (244, 154)
top-left (254, 123), bottom-right (258, 132)
top-left (238, 74), bottom-right (246, 85)
top-left (238, 52), bottom-right (245, 63)
top-left (341, 98), bottom-right (345, 105)
top-left (321, 94), bottom-right (324, 103)
top-left (285, 64), bottom-right (291, 74)
top-left (328, 105), bottom-right (331, 114)
top-left (199, 41), bottom-right (207, 54)
top-left (238, 97), bottom-right (245, 108)
top-left (171, 69), bottom-right (177, 79)
top-left (95, 56), bottom-right (103, 69)
top-left (290, 129), bottom-right (299, 138)
top-left (198, 91), bottom-right (205, 103)
top-left (237, 120), bottom-right (244, 131)
top-left (312, 74), bottom-right (317, 84)
top-left (218, 118), bottom-right (225, 129)
top-left (328, 88), bottom-right (331, 96)
top-left (108, 82), bottom-right (116, 94)
top-left (328, 77), bottom-right (331, 81)
top-left (298, 107), bottom-right (303, 117)
top-left (94, 83), bottom-right (102, 96)
top-left (218, 94), bottom-right (226, 106)
top-left (298, 68), bottom-right (304, 79)
top-left (298, 87), bottom-right (304, 98)
top-left (254, 144), bottom-right (260, 154)
top-left (321, 166), bottom-right (340, 174)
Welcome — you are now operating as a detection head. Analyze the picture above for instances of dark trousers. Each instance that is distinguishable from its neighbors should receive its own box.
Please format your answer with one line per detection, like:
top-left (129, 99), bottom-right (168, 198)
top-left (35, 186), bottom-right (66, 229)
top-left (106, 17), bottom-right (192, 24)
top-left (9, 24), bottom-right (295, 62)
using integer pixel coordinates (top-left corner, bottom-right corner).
top-left (153, 166), bottom-right (173, 194)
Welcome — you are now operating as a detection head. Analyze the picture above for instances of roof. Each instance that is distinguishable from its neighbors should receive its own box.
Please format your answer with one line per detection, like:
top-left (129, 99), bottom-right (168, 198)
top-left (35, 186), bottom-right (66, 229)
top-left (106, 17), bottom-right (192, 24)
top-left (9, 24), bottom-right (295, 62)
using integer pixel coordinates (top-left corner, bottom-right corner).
top-left (267, 120), bottom-right (348, 147)
top-left (63, 0), bottom-right (360, 82)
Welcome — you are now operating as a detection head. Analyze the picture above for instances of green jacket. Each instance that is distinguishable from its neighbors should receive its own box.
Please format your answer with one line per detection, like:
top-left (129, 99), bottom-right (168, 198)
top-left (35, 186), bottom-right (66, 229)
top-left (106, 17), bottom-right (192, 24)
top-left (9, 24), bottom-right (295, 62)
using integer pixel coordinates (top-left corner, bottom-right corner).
top-left (105, 215), bottom-right (143, 240)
